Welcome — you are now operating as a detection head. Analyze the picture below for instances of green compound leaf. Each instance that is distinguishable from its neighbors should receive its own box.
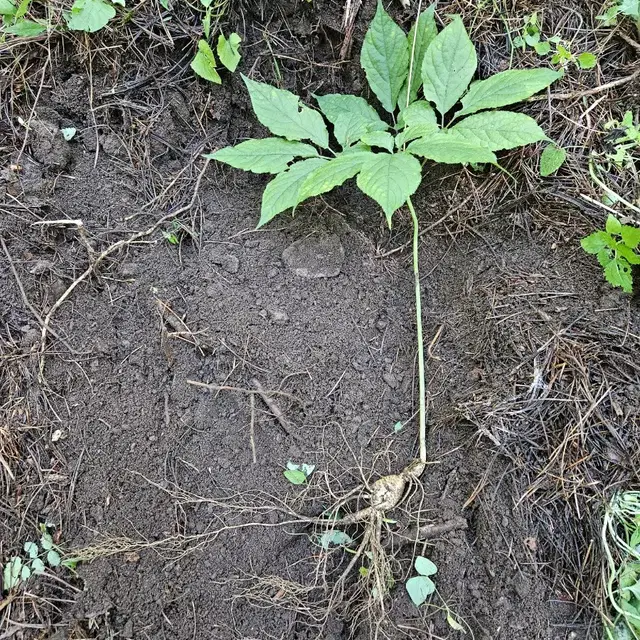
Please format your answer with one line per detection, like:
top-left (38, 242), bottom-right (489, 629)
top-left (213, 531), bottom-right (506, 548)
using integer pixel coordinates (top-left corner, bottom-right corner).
top-left (406, 575), bottom-right (436, 607)
top-left (359, 131), bottom-right (395, 151)
top-left (66, 0), bottom-right (116, 32)
top-left (421, 15), bottom-right (477, 116)
top-left (356, 152), bottom-right (422, 225)
top-left (581, 231), bottom-right (611, 254)
top-left (299, 152), bottom-right (373, 201)
top-left (315, 94), bottom-right (387, 148)
top-left (622, 226), bottom-right (640, 250)
top-left (3, 557), bottom-right (22, 590)
top-left (40, 533), bottom-right (53, 551)
top-left (414, 555), bottom-right (438, 576)
top-left (606, 214), bottom-right (623, 235)
top-left (360, 1), bottom-right (409, 113)
top-left (407, 131), bottom-right (497, 164)
top-left (576, 52), bottom-right (597, 70)
top-left (539, 144), bottom-right (567, 176)
top-left (398, 100), bottom-right (437, 127)
top-left (191, 40), bottom-right (221, 84)
top-left (243, 75), bottom-right (329, 148)
top-left (259, 158), bottom-right (327, 228)
top-left (402, 5), bottom-right (438, 106)
top-left (395, 123), bottom-right (439, 148)
top-left (4, 19), bottom-right (48, 36)
top-left (457, 68), bottom-right (561, 117)
top-left (605, 258), bottom-right (633, 293)
top-left (206, 138), bottom-right (318, 174)
top-left (217, 32), bottom-right (241, 72)
top-left (450, 111), bottom-right (548, 151)
top-left (23, 541), bottom-right (39, 559)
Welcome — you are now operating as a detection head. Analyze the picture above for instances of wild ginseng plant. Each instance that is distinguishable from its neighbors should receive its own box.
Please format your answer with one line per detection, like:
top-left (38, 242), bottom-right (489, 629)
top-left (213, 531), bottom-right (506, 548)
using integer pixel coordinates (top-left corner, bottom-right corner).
top-left (207, 0), bottom-right (560, 564)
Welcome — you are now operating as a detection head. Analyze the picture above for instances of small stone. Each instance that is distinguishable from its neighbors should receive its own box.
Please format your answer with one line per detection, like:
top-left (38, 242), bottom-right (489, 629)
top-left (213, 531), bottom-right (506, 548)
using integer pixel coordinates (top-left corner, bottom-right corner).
top-left (269, 310), bottom-right (288, 324)
top-left (258, 309), bottom-right (268, 319)
top-left (209, 249), bottom-right (239, 274)
top-left (120, 263), bottom-right (140, 277)
top-left (121, 619), bottom-right (134, 638)
top-left (382, 373), bottom-right (398, 389)
top-left (282, 234), bottom-right (344, 278)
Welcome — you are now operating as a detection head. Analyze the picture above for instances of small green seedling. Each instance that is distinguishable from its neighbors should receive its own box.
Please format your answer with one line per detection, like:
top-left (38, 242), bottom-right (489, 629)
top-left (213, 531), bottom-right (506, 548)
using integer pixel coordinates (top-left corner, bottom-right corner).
top-left (581, 215), bottom-right (640, 293)
top-left (190, 0), bottom-right (240, 84)
top-left (597, 0), bottom-right (640, 32)
top-left (2, 526), bottom-right (66, 593)
top-left (512, 14), bottom-right (596, 69)
top-left (162, 220), bottom-right (182, 245)
top-left (406, 555), bottom-right (437, 606)
top-left (603, 111), bottom-right (640, 169)
top-left (283, 461), bottom-right (315, 485)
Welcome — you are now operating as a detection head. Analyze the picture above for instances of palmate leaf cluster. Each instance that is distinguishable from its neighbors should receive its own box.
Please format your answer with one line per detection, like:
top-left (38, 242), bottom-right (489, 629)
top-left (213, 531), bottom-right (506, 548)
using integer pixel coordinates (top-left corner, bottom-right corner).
top-left (208, 2), bottom-right (561, 227)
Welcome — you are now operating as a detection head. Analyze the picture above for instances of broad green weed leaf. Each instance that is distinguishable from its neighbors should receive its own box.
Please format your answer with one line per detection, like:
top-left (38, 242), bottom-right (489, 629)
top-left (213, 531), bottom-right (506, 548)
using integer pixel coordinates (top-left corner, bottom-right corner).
top-left (414, 555), bottom-right (437, 576)
top-left (395, 123), bottom-right (439, 148)
top-left (398, 100), bottom-right (437, 127)
top-left (605, 258), bottom-right (633, 292)
top-left (20, 564), bottom-right (31, 580)
top-left (606, 214), bottom-right (623, 235)
top-left (581, 231), bottom-right (610, 254)
top-left (360, 1), bottom-right (409, 113)
top-left (421, 16), bottom-right (477, 116)
top-left (457, 68), bottom-right (561, 117)
top-left (24, 541), bottom-right (38, 559)
top-left (4, 18), bottom-right (47, 35)
top-left (283, 469), bottom-right (307, 484)
top-left (356, 152), bottom-right (421, 225)
top-left (359, 131), bottom-right (394, 151)
top-left (402, 5), bottom-right (437, 106)
top-left (622, 226), bottom-right (640, 249)
top-left (576, 52), bottom-right (597, 69)
top-left (406, 575), bottom-right (435, 606)
top-left (66, 0), bottom-right (116, 32)
top-left (598, 249), bottom-right (612, 267)
top-left (191, 40), bottom-right (221, 84)
top-left (407, 131), bottom-right (497, 164)
top-left (217, 32), bottom-right (241, 72)
top-left (319, 530), bottom-right (353, 549)
top-left (259, 158), bottom-right (327, 227)
top-left (299, 152), bottom-right (372, 200)
top-left (207, 138), bottom-right (317, 174)
top-left (450, 111), bottom-right (548, 151)
top-left (0, 0), bottom-right (17, 16)
top-left (14, 0), bottom-right (29, 20)
top-left (333, 113), bottom-right (381, 148)
top-left (540, 144), bottom-right (566, 176)
top-left (243, 75), bottom-right (329, 148)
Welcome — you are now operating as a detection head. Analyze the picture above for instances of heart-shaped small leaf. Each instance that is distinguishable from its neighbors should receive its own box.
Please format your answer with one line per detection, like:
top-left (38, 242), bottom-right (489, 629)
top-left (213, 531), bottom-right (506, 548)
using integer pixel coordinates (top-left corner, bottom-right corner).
top-left (406, 575), bottom-right (435, 606)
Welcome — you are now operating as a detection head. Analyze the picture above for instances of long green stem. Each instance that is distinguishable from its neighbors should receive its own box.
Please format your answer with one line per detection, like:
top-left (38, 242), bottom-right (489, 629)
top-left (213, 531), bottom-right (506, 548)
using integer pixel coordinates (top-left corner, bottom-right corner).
top-left (406, 196), bottom-right (427, 464)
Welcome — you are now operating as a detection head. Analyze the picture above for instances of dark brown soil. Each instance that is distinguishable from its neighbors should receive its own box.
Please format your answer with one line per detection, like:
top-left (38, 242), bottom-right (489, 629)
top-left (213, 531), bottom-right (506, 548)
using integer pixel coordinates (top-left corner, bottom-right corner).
top-left (2, 1), bottom-right (639, 639)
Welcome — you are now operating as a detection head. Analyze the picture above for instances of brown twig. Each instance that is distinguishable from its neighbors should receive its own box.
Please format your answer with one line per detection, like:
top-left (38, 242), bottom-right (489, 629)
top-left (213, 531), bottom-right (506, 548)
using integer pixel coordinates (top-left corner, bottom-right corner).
top-left (389, 516), bottom-right (468, 548)
top-left (250, 378), bottom-right (300, 441)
